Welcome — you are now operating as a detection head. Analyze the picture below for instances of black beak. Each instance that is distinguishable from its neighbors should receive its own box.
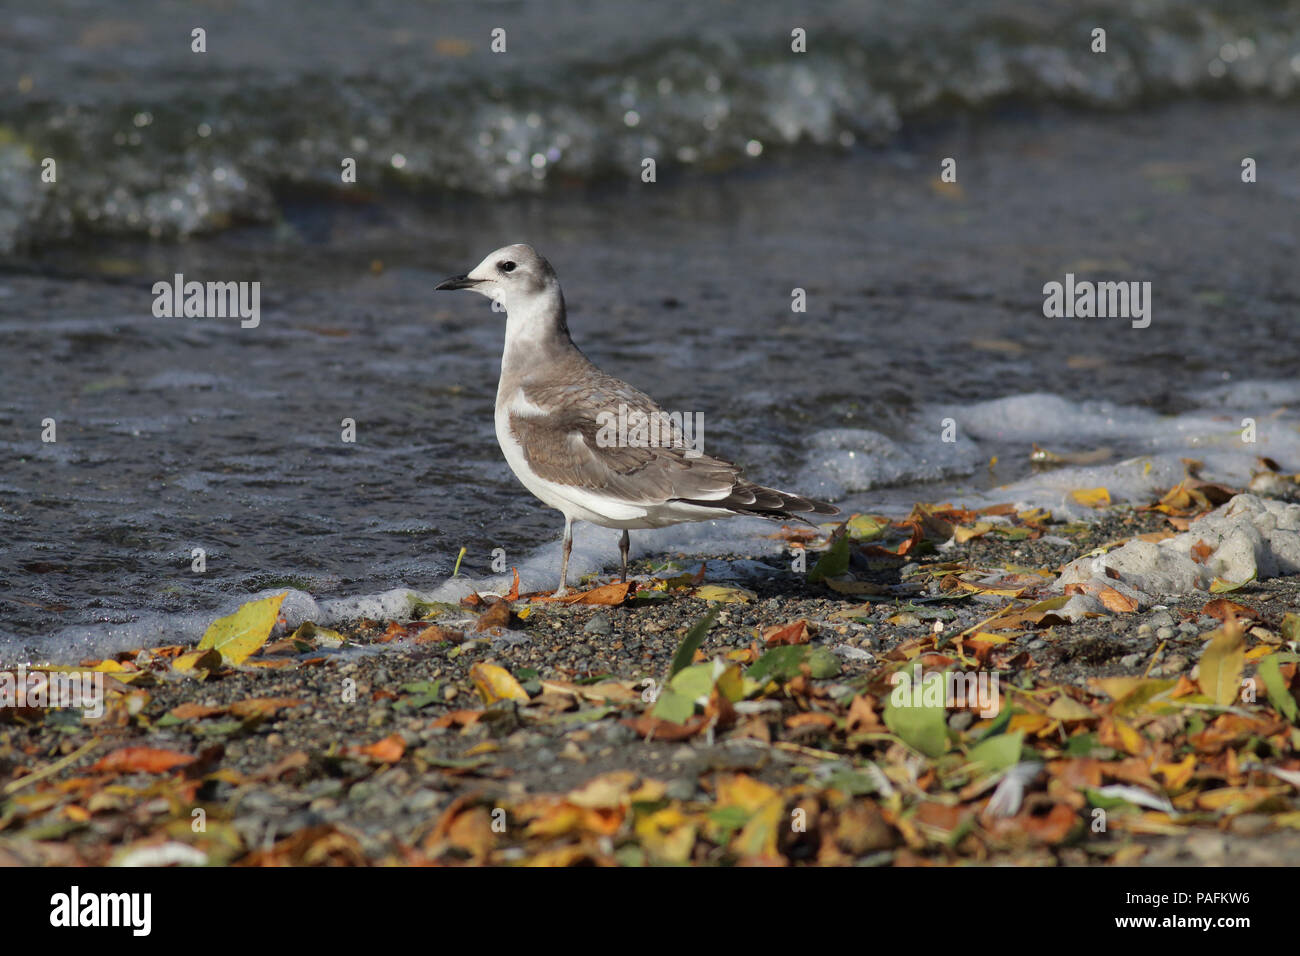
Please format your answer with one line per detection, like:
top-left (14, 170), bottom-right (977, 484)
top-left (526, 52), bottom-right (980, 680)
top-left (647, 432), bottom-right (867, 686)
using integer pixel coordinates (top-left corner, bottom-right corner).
top-left (435, 274), bottom-right (480, 291)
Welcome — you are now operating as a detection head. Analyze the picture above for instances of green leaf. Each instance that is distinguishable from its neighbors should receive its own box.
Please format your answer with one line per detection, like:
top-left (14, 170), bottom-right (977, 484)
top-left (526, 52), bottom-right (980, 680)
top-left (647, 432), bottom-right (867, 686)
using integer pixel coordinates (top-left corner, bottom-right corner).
top-left (823, 767), bottom-right (881, 796)
top-left (651, 688), bottom-right (697, 724)
top-left (1065, 731), bottom-right (1099, 756)
top-left (668, 606), bottom-right (721, 678)
top-left (846, 515), bottom-right (887, 541)
top-left (668, 663), bottom-right (718, 701)
top-left (746, 646), bottom-right (808, 685)
top-left (197, 592), bottom-right (287, 665)
top-left (966, 729), bottom-right (1025, 776)
top-left (977, 704), bottom-right (1013, 741)
top-left (807, 533), bottom-right (850, 584)
top-left (807, 647), bottom-right (841, 679)
top-left (1280, 614), bottom-right (1300, 643)
top-left (1259, 656), bottom-right (1299, 723)
top-left (883, 697), bottom-right (950, 758)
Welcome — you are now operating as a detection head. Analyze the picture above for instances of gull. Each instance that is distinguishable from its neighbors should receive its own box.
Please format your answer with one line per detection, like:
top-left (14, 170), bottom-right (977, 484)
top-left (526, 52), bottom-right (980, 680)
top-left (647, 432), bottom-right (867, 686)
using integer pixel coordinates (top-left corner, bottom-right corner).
top-left (436, 244), bottom-right (838, 595)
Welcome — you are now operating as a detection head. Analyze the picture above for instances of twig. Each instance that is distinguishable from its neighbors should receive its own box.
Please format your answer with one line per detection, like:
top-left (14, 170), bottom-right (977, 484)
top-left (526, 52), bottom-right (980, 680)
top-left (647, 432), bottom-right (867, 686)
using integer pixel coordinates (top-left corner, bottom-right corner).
top-left (3, 738), bottom-right (100, 796)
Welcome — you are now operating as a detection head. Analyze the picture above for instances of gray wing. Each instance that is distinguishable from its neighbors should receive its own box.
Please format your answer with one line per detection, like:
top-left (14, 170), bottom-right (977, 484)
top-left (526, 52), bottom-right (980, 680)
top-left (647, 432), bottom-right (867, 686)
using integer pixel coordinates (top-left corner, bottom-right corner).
top-left (509, 367), bottom-right (837, 517)
top-left (510, 370), bottom-right (739, 504)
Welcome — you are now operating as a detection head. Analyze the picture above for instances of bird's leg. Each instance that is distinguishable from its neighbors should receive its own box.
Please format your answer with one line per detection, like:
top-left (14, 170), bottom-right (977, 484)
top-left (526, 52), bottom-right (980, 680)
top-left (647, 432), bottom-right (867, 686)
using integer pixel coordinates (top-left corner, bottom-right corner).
top-left (619, 530), bottom-right (630, 583)
top-left (556, 516), bottom-right (573, 597)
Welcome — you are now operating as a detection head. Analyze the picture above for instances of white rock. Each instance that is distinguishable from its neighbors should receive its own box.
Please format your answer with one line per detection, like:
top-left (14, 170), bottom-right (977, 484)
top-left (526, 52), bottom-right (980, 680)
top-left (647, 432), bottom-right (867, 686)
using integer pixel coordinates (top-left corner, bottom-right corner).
top-left (1055, 494), bottom-right (1300, 605)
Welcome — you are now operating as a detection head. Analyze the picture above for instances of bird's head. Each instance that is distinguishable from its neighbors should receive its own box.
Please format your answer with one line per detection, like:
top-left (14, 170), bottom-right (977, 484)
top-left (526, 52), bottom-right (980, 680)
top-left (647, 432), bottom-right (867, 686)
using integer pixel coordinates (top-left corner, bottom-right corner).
top-left (435, 243), bottom-right (557, 314)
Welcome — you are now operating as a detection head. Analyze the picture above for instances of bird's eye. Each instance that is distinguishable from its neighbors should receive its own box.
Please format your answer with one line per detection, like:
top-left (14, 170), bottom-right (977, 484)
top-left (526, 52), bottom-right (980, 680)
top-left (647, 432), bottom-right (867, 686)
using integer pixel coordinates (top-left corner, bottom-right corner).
top-left (499, 260), bottom-right (516, 273)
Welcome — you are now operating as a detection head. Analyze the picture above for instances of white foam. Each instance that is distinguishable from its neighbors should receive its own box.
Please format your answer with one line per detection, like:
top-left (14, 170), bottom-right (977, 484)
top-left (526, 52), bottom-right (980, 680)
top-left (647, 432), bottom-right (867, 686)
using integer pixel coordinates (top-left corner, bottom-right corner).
top-left (10, 383), bottom-right (1300, 664)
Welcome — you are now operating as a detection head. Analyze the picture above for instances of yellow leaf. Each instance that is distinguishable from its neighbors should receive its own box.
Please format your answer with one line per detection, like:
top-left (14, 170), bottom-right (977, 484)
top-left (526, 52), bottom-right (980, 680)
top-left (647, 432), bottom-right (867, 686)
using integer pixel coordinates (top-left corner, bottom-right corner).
top-left (954, 522), bottom-right (993, 544)
top-left (966, 631), bottom-right (1010, 645)
top-left (1008, 713), bottom-right (1054, 735)
top-left (1069, 487), bottom-right (1112, 508)
top-left (172, 648), bottom-right (222, 673)
top-left (197, 592), bottom-right (288, 665)
top-left (469, 662), bottom-right (529, 705)
top-left (1046, 696), bottom-right (1095, 721)
top-left (1197, 620), bottom-right (1245, 707)
top-left (1113, 718), bottom-right (1145, 755)
top-left (567, 771), bottom-right (639, 809)
top-left (715, 664), bottom-right (745, 703)
top-left (692, 585), bottom-right (756, 604)
top-left (1210, 575), bottom-right (1254, 594)
top-left (715, 775), bottom-right (782, 859)
top-left (1155, 755), bottom-right (1196, 790)
top-left (846, 514), bottom-right (888, 540)
top-left (635, 807), bottom-right (697, 864)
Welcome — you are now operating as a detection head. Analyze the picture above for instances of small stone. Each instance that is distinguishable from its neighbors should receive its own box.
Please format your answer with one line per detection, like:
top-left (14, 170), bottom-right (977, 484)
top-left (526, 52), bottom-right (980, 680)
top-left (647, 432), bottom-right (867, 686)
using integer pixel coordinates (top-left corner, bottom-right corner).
top-left (1137, 624), bottom-right (1154, 637)
top-left (1148, 611), bottom-right (1174, 629)
top-left (603, 722), bottom-right (636, 744)
top-left (948, 711), bottom-right (973, 731)
top-left (1156, 626), bottom-right (1176, 641)
top-left (665, 778), bottom-right (696, 801)
top-left (1178, 622), bottom-right (1198, 636)
top-left (583, 614), bottom-right (612, 636)
top-left (1120, 652), bottom-right (1143, 668)
top-left (1159, 654), bottom-right (1189, 674)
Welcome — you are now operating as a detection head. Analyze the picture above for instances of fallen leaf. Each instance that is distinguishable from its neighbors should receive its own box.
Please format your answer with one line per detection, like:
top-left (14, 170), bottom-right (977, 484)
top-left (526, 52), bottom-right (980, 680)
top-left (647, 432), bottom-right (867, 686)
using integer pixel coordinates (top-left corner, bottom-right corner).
top-left (93, 747), bottom-right (196, 774)
top-left (693, 585), bottom-right (756, 604)
top-left (196, 592), bottom-right (288, 665)
top-left (1069, 487), bottom-right (1111, 508)
top-left (356, 734), bottom-right (405, 762)
top-left (1202, 598), bottom-right (1260, 622)
top-left (1197, 620), bottom-right (1246, 707)
top-left (762, 620), bottom-right (811, 646)
top-left (470, 662), bottom-right (530, 705)
top-left (561, 582), bottom-right (630, 605)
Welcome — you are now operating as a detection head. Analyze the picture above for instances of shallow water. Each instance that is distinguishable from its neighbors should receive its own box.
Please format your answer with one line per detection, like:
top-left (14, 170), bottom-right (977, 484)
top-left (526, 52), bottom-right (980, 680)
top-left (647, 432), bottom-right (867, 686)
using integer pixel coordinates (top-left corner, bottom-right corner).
top-left (2, 5), bottom-right (1300, 659)
top-left (3, 0), bottom-right (1299, 248)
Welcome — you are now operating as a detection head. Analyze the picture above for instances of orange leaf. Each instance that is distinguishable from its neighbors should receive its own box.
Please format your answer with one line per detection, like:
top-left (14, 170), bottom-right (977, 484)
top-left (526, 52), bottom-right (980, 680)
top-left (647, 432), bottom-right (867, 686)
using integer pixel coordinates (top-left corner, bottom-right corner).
top-left (561, 581), bottom-right (631, 605)
top-left (621, 713), bottom-right (708, 741)
top-left (762, 620), bottom-right (811, 646)
top-left (356, 733), bottom-right (405, 762)
top-left (1096, 585), bottom-right (1138, 613)
top-left (1202, 598), bottom-right (1260, 622)
top-left (784, 712), bottom-right (836, 730)
top-left (93, 747), bottom-right (196, 774)
top-left (229, 697), bottom-right (304, 718)
top-left (168, 703), bottom-right (227, 721)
